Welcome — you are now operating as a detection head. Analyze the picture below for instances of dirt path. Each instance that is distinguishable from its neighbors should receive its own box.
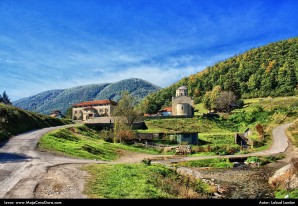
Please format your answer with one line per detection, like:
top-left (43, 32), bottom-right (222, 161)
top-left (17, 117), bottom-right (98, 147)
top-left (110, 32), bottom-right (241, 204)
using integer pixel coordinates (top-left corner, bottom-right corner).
top-left (157, 122), bottom-right (293, 163)
top-left (0, 122), bottom-right (295, 198)
top-left (0, 125), bottom-right (102, 198)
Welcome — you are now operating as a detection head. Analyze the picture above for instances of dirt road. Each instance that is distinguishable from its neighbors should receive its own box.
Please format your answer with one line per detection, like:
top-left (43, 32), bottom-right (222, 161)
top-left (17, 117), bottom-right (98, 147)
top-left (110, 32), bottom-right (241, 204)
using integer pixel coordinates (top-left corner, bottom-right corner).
top-left (156, 122), bottom-right (293, 163)
top-left (0, 122), bottom-right (294, 198)
top-left (0, 125), bottom-right (102, 198)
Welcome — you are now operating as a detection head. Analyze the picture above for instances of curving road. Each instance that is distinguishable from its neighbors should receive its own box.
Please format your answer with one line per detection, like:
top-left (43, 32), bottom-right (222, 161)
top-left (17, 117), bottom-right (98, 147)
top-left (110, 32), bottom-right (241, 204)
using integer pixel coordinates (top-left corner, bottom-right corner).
top-left (0, 122), bottom-right (293, 198)
top-left (0, 125), bottom-right (102, 198)
top-left (156, 122), bottom-right (293, 163)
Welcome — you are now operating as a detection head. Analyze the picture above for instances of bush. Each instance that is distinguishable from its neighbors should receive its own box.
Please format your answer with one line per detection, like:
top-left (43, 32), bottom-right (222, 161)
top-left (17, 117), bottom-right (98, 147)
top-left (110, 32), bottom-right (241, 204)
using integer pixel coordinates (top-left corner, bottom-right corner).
top-left (290, 157), bottom-right (298, 172)
top-left (191, 146), bottom-right (207, 153)
top-left (141, 158), bottom-right (152, 166)
top-left (100, 129), bottom-right (114, 143)
top-left (114, 129), bottom-right (136, 143)
top-left (252, 140), bottom-right (265, 147)
top-left (246, 156), bottom-right (261, 164)
top-left (246, 155), bottom-right (285, 165)
top-left (210, 144), bottom-right (240, 155)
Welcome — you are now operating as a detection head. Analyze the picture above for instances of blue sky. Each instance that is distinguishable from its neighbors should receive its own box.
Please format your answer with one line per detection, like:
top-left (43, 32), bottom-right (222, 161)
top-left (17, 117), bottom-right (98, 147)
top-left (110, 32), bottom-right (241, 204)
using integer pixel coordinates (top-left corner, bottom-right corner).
top-left (0, 0), bottom-right (297, 101)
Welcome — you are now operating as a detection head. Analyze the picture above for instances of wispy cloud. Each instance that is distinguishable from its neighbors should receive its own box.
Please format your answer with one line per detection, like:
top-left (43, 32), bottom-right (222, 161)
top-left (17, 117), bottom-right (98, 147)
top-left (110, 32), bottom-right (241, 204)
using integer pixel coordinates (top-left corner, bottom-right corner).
top-left (0, 0), bottom-right (297, 101)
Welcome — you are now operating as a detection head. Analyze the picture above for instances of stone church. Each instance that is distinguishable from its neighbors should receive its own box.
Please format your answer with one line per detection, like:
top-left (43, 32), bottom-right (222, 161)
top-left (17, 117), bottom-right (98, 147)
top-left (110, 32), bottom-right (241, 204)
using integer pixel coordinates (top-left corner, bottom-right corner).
top-left (172, 86), bottom-right (194, 116)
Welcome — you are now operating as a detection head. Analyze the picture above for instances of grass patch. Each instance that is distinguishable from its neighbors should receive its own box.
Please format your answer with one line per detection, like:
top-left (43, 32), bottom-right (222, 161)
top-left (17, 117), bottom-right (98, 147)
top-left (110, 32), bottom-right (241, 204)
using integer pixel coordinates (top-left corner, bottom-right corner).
top-left (39, 131), bottom-right (119, 161)
top-left (111, 143), bottom-right (162, 154)
top-left (275, 189), bottom-right (298, 199)
top-left (174, 158), bottom-right (233, 168)
top-left (286, 119), bottom-right (298, 147)
top-left (0, 103), bottom-right (71, 142)
top-left (83, 164), bottom-right (213, 199)
top-left (199, 133), bottom-right (235, 144)
top-left (194, 103), bottom-right (209, 115)
top-left (245, 155), bottom-right (285, 165)
top-left (38, 125), bottom-right (165, 161)
top-left (140, 116), bottom-right (232, 134)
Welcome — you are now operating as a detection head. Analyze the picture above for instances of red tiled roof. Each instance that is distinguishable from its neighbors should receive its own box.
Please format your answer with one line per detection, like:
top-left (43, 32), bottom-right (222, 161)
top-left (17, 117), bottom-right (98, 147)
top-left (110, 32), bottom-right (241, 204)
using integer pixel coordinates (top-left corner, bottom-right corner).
top-left (159, 107), bottom-right (172, 112)
top-left (73, 100), bottom-right (117, 107)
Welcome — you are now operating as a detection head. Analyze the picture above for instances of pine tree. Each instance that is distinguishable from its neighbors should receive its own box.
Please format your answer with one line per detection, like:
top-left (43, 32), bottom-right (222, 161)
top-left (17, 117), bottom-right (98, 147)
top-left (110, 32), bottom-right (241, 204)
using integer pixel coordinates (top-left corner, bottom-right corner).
top-left (1, 91), bottom-right (11, 105)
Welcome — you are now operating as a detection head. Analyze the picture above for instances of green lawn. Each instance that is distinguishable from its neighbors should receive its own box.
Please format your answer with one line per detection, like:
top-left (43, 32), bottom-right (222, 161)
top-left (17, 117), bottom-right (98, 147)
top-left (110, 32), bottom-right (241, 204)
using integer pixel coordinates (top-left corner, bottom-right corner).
top-left (140, 116), bottom-right (233, 134)
top-left (38, 126), bottom-right (162, 161)
top-left (83, 163), bottom-right (213, 199)
top-left (194, 103), bottom-right (209, 115)
top-left (173, 158), bottom-right (233, 168)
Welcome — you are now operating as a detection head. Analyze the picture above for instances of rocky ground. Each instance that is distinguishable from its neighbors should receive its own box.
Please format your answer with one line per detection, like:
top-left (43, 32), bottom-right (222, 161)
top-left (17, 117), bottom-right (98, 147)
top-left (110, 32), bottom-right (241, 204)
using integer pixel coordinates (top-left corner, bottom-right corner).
top-left (34, 164), bottom-right (90, 199)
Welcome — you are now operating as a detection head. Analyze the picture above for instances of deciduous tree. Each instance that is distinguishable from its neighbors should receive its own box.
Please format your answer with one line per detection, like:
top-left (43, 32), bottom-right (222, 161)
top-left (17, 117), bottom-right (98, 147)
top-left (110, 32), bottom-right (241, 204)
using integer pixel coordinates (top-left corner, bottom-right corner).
top-left (215, 91), bottom-right (237, 113)
top-left (112, 91), bottom-right (142, 129)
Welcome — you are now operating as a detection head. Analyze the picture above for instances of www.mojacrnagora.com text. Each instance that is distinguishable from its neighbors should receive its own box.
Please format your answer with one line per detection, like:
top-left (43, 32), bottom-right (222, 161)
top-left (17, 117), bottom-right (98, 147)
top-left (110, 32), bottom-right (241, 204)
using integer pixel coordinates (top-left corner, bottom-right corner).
top-left (3, 201), bottom-right (62, 205)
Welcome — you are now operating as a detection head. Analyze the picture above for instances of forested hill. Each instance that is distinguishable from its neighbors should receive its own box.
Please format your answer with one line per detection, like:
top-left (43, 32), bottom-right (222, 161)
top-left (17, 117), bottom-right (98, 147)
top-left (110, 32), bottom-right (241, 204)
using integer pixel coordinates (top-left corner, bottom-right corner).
top-left (141, 37), bottom-right (298, 113)
top-left (13, 78), bottom-right (160, 115)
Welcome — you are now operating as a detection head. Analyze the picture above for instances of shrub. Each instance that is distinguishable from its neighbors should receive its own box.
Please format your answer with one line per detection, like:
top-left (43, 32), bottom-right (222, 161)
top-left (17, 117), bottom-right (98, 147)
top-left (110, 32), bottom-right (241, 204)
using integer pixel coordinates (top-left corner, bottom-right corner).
top-left (114, 129), bottom-right (136, 143)
top-left (290, 157), bottom-right (298, 172)
top-left (246, 156), bottom-right (260, 164)
top-left (141, 158), bottom-right (152, 166)
top-left (246, 155), bottom-right (285, 166)
top-left (100, 129), bottom-right (114, 143)
top-left (191, 146), bottom-right (207, 153)
top-left (210, 144), bottom-right (239, 155)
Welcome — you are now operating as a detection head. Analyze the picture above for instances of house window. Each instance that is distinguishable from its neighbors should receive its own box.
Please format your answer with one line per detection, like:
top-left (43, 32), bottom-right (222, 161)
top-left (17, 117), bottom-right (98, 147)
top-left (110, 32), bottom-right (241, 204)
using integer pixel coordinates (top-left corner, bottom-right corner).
top-left (100, 109), bottom-right (103, 112)
top-left (181, 106), bottom-right (184, 110)
top-left (75, 111), bottom-right (77, 114)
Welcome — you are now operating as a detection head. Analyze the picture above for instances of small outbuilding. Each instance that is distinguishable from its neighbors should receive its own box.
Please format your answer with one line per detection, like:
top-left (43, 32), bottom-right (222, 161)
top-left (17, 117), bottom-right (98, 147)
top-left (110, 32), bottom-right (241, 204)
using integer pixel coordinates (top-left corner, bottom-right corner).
top-left (169, 132), bottom-right (198, 145)
top-left (235, 128), bottom-right (253, 148)
top-left (158, 107), bottom-right (172, 116)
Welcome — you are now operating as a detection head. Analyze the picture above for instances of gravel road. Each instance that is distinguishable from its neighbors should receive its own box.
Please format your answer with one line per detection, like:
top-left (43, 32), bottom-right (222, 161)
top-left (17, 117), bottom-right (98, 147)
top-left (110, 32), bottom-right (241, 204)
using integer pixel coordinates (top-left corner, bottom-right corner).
top-left (0, 122), bottom-right (294, 198)
top-left (0, 125), bottom-right (101, 198)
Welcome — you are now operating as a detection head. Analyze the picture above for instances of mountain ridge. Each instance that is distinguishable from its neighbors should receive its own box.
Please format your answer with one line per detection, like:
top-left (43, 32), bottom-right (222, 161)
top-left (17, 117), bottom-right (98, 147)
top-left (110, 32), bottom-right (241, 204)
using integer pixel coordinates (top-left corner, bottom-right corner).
top-left (13, 78), bottom-right (161, 115)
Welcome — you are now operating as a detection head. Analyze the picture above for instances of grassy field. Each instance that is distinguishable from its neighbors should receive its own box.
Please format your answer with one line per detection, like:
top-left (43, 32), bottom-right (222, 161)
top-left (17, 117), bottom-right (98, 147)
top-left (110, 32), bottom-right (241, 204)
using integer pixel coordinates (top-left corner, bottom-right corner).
top-left (244, 96), bottom-right (298, 111)
top-left (83, 163), bottom-right (214, 199)
top-left (38, 125), bottom-right (165, 161)
top-left (137, 96), bottom-right (298, 156)
top-left (35, 96), bottom-right (298, 200)
top-left (38, 96), bottom-right (298, 159)
top-left (174, 158), bottom-right (233, 168)
top-left (194, 103), bottom-right (209, 115)
top-left (286, 119), bottom-right (298, 147)
top-left (0, 103), bottom-right (71, 142)
top-left (140, 116), bottom-right (233, 134)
